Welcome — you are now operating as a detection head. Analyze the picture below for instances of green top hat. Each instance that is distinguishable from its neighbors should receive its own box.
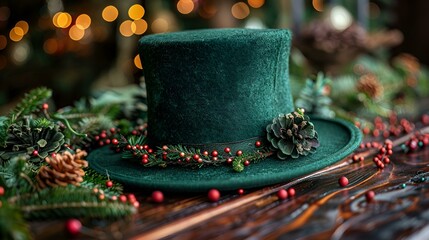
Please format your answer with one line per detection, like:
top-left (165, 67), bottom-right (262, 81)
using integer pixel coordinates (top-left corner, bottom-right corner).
top-left (87, 28), bottom-right (361, 192)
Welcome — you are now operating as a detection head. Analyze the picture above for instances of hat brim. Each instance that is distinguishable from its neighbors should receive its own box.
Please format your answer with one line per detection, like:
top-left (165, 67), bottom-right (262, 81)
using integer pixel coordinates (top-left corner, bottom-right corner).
top-left (87, 117), bottom-right (361, 192)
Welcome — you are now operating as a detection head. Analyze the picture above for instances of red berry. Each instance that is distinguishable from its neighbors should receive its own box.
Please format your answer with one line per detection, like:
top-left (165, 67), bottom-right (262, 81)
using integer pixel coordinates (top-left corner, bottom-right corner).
top-left (384, 157), bottom-right (390, 164)
top-left (65, 219), bottom-right (82, 236)
top-left (152, 190), bottom-right (164, 203)
top-left (339, 176), bottom-right (349, 187)
top-left (224, 147), bottom-right (231, 153)
top-left (211, 150), bottom-right (218, 157)
top-left (277, 189), bottom-right (288, 200)
top-left (106, 180), bottom-right (113, 188)
top-left (208, 189), bottom-right (220, 202)
top-left (365, 190), bottom-right (375, 202)
top-left (105, 139), bottom-right (111, 145)
top-left (227, 158), bottom-right (233, 164)
top-left (236, 150), bottom-right (243, 156)
top-left (197, 158), bottom-right (203, 163)
top-left (133, 201), bottom-right (140, 208)
top-left (0, 186), bottom-right (4, 196)
top-left (148, 149), bottom-right (153, 153)
top-left (162, 145), bottom-right (168, 151)
top-left (193, 154), bottom-right (200, 161)
top-left (119, 195), bottom-right (127, 203)
top-left (100, 132), bottom-right (107, 139)
top-left (203, 151), bottom-right (209, 156)
top-left (32, 150), bottom-right (39, 156)
top-left (142, 158), bottom-right (149, 164)
top-left (287, 188), bottom-right (296, 197)
top-left (255, 141), bottom-right (262, 147)
top-left (42, 103), bottom-right (49, 110)
top-left (131, 130), bottom-right (138, 135)
top-left (126, 145), bottom-right (132, 150)
top-left (244, 160), bottom-right (250, 166)
top-left (111, 138), bottom-right (119, 145)
top-left (111, 196), bottom-right (118, 201)
top-left (237, 188), bottom-right (244, 195)
top-left (179, 152), bottom-right (185, 158)
top-left (110, 127), bottom-right (116, 133)
top-left (422, 114), bottom-right (429, 125)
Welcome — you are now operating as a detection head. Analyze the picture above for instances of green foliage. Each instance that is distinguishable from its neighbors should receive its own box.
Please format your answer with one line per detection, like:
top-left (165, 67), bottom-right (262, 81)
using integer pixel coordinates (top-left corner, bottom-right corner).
top-left (18, 186), bottom-right (136, 219)
top-left (0, 202), bottom-right (31, 240)
top-left (81, 168), bottom-right (123, 197)
top-left (0, 116), bottom-right (10, 148)
top-left (295, 72), bottom-right (335, 118)
top-left (9, 87), bottom-right (52, 123)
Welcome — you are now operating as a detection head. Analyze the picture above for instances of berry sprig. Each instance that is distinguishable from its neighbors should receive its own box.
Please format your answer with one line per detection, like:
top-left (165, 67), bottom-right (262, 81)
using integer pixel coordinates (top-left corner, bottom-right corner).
top-left (355, 113), bottom-right (416, 138)
top-left (118, 136), bottom-right (272, 172)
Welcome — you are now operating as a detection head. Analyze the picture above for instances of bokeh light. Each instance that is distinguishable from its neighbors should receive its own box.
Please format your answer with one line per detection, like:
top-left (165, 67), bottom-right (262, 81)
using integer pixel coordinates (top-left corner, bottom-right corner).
top-left (231, 2), bottom-right (250, 20)
top-left (69, 25), bottom-right (85, 41)
top-left (43, 38), bottom-right (58, 54)
top-left (0, 35), bottom-right (7, 50)
top-left (248, 0), bottom-right (265, 9)
top-left (102, 5), bottom-right (119, 22)
top-left (312, 0), bottom-right (324, 12)
top-left (9, 28), bottom-right (23, 42)
top-left (132, 19), bottom-right (148, 35)
top-left (151, 18), bottom-right (169, 33)
top-left (177, 0), bottom-right (194, 15)
top-left (53, 12), bottom-right (72, 28)
top-left (119, 20), bottom-right (134, 37)
top-left (12, 41), bottom-right (30, 64)
top-left (134, 54), bottom-right (142, 69)
top-left (15, 21), bottom-right (29, 34)
top-left (128, 4), bottom-right (145, 20)
top-left (76, 14), bottom-right (91, 30)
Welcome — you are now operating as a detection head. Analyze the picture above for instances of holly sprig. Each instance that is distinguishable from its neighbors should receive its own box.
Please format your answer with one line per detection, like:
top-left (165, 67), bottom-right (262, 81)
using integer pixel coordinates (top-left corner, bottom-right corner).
top-left (119, 135), bottom-right (273, 172)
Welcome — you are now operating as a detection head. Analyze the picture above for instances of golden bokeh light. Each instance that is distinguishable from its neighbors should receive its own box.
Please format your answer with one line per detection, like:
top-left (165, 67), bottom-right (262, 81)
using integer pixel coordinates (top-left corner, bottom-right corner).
top-left (119, 20), bottom-right (134, 37)
top-left (0, 35), bottom-right (7, 50)
top-left (134, 54), bottom-right (142, 69)
top-left (69, 25), bottom-right (85, 41)
top-left (43, 38), bottom-right (58, 54)
top-left (132, 19), bottom-right (148, 35)
top-left (177, 0), bottom-right (194, 15)
top-left (312, 0), bottom-right (324, 12)
top-left (102, 5), bottom-right (119, 22)
top-left (15, 21), bottom-right (29, 34)
top-left (76, 14), bottom-right (91, 30)
top-left (128, 4), bottom-right (145, 20)
top-left (13, 27), bottom-right (24, 37)
top-left (231, 2), bottom-right (250, 19)
top-left (9, 28), bottom-right (23, 42)
top-left (151, 18), bottom-right (169, 33)
top-left (248, 0), bottom-right (265, 8)
top-left (53, 12), bottom-right (72, 28)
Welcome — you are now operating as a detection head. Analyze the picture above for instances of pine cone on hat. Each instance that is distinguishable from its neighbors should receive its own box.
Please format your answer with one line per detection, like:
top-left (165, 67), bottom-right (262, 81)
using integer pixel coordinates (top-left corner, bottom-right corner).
top-left (36, 149), bottom-right (88, 189)
top-left (266, 109), bottom-right (320, 159)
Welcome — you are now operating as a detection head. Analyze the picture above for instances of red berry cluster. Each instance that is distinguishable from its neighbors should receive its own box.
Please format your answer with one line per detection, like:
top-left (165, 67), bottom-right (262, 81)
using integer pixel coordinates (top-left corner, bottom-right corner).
top-left (402, 133), bottom-right (429, 153)
top-left (352, 139), bottom-right (393, 169)
top-left (92, 188), bottom-right (140, 208)
top-left (356, 114), bottom-right (415, 138)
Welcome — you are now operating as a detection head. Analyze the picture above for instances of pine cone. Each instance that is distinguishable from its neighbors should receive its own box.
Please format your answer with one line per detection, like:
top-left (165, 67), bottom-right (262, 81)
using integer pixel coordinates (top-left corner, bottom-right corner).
top-left (266, 109), bottom-right (320, 159)
top-left (0, 119), bottom-right (65, 164)
top-left (356, 74), bottom-right (383, 99)
top-left (36, 150), bottom-right (88, 189)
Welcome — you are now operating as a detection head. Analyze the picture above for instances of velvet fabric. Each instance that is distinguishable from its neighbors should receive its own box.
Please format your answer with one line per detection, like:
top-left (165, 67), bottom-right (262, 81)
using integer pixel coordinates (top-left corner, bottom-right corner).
top-left (87, 117), bottom-right (362, 192)
top-left (87, 28), bottom-right (362, 192)
top-left (138, 29), bottom-right (293, 146)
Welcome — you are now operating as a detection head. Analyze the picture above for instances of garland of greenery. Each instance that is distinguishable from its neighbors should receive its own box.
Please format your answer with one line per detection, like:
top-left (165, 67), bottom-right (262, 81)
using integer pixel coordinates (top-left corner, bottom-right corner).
top-left (0, 87), bottom-right (145, 239)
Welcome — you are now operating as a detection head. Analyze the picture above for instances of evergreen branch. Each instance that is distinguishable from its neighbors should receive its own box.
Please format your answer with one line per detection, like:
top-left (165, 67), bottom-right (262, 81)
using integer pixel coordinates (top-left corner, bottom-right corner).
top-left (9, 87), bottom-right (52, 123)
top-left (17, 187), bottom-right (136, 219)
top-left (0, 116), bottom-right (10, 148)
top-left (0, 202), bottom-right (31, 240)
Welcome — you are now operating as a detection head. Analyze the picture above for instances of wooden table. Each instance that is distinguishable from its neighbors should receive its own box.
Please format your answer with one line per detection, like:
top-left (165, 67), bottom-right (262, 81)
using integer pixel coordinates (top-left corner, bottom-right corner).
top-left (31, 126), bottom-right (429, 239)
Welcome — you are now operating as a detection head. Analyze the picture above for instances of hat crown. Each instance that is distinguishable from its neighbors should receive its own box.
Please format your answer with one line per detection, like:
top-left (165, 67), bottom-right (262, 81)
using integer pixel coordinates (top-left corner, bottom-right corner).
top-left (138, 28), bottom-right (293, 146)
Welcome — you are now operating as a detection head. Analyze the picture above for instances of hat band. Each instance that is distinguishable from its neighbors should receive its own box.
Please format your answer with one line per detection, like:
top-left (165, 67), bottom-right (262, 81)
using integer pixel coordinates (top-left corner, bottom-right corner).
top-left (179, 136), bottom-right (264, 156)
